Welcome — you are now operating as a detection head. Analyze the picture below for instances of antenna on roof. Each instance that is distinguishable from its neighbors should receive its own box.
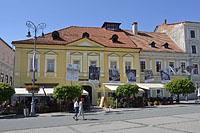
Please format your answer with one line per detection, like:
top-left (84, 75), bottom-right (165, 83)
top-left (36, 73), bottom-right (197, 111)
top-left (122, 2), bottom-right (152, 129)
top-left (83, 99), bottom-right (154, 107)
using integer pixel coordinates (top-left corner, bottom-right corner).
top-left (164, 19), bottom-right (167, 24)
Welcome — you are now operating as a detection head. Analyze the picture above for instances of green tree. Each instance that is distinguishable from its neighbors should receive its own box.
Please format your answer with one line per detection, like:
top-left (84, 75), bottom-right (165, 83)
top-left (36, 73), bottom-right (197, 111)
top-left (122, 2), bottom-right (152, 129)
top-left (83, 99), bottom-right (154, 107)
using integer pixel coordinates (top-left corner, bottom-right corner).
top-left (53, 84), bottom-right (82, 111)
top-left (53, 84), bottom-right (82, 102)
top-left (164, 78), bottom-right (195, 103)
top-left (116, 84), bottom-right (139, 98)
top-left (0, 83), bottom-right (15, 104)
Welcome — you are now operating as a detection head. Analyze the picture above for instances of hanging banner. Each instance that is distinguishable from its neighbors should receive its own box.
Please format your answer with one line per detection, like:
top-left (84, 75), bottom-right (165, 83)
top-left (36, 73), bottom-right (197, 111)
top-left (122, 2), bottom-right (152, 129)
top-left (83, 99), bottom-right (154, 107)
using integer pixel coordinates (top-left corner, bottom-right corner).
top-left (184, 65), bottom-right (194, 75)
top-left (66, 64), bottom-right (79, 81)
top-left (126, 69), bottom-right (136, 82)
top-left (197, 88), bottom-right (200, 97)
top-left (109, 68), bottom-right (120, 82)
top-left (89, 65), bottom-right (100, 80)
top-left (160, 69), bottom-right (171, 83)
top-left (144, 69), bottom-right (154, 83)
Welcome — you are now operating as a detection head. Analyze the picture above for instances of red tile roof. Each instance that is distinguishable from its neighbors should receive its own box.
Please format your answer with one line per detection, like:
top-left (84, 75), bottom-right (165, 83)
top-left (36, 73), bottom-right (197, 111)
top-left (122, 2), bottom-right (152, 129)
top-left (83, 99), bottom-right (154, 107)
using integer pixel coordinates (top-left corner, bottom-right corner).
top-left (12, 25), bottom-right (183, 53)
top-left (126, 30), bottom-right (183, 53)
top-left (12, 26), bottom-right (139, 49)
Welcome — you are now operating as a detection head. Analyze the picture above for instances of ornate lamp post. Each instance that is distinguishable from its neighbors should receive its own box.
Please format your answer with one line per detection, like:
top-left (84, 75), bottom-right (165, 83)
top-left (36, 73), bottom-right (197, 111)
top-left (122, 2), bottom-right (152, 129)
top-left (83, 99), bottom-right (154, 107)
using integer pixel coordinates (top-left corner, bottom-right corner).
top-left (26, 21), bottom-right (46, 116)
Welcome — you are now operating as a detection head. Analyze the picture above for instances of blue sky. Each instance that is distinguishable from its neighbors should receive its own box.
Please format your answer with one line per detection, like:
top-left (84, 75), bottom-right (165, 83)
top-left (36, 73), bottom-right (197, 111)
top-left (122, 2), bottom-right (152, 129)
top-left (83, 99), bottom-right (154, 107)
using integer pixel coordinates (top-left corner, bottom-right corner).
top-left (1, 0), bottom-right (200, 47)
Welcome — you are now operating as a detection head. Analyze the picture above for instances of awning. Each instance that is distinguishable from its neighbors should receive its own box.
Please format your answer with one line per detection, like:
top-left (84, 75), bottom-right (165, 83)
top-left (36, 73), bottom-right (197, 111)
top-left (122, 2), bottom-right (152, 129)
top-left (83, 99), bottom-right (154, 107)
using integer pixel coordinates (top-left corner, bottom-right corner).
top-left (14, 88), bottom-right (88, 96)
top-left (135, 83), bottom-right (164, 90)
top-left (14, 88), bottom-right (53, 96)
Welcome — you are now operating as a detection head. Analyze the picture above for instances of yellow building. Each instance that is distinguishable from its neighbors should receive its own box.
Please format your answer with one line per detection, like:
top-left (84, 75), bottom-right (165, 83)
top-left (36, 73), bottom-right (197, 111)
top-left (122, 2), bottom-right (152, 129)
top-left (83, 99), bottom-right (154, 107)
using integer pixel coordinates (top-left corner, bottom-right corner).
top-left (12, 22), bottom-right (141, 104)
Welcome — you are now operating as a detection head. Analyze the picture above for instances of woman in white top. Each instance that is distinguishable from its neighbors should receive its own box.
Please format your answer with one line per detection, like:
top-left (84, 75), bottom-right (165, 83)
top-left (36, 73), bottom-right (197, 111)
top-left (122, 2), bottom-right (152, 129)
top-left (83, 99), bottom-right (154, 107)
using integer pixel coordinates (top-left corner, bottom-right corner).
top-left (73, 98), bottom-right (79, 120)
top-left (78, 98), bottom-right (85, 120)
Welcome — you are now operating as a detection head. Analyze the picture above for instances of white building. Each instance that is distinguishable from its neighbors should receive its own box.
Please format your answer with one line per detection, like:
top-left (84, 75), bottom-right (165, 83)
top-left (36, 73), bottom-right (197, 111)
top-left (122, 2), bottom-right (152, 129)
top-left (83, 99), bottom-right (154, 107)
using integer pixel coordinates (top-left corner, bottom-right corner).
top-left (155, 21), bottom-right (200, 85)
top-left (0, 38), bottom-right (15, 85)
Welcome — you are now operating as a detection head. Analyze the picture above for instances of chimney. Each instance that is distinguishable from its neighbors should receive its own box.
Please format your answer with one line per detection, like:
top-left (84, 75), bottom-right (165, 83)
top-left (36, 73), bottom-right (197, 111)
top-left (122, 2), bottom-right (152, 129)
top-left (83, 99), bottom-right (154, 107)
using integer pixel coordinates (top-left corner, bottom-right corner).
top-left (132, 22), bottom-right (138, 35)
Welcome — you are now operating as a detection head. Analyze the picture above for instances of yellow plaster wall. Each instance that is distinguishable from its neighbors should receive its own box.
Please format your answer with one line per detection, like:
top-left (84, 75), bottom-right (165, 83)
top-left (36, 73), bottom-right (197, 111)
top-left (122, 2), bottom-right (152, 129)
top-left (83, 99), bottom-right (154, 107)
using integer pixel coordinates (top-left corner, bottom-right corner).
top-left (14, 39), bottom-right (140, 88)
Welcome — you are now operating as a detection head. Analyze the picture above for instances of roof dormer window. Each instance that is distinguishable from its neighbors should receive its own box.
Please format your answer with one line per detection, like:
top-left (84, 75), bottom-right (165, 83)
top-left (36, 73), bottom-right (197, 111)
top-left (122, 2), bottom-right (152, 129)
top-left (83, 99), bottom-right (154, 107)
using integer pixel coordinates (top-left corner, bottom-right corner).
top-left (102, 22), bottom-right (121, 31)
top-left (82, 32), bottom-right (90, 38)
top-left (163, 42), bottom-right (169, 48)
top-left (111, 34), bottom-right (119, 43)
top-left (149, 41), bottom-right (156, 48)
top-left (52, 31), bottom-right (60, 40)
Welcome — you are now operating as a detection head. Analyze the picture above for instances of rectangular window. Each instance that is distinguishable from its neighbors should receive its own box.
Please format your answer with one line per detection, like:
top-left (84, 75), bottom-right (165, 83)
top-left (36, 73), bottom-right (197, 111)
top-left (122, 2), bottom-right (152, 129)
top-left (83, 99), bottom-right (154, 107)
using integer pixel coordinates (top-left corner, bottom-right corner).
top-left (0, 73), bottom-right (4, 82)
top-left (30, 58), bottom-right (38, 72)
top-left (125, 61), bottom-right (131, 71)
top-left (190, 30), bottom-right (195, 38)
top-left (192, 45), bottom-right (197, 54)
top-left (90, 60), bottom-right (97, 67)
top-left (5, 75), bottom-right (8, 83)
top-left (193, 64), bottom-right (198, 74)
top-left (140, 61), bottom-right (146, 72)
top-left (169, 62), bottom-right (174, 68)
top-left (156, 61), bottom-right (161, 72)
top-left (73, 60), bottom-right (80, 70)
top-left (47, 59), bottom-right (55, 72)
top-left (110, 61), bottom-right (117, 69)
top-left (9, 76), bottom-right (12, 86)
top-left (181, 62), bottom-right (186, 73)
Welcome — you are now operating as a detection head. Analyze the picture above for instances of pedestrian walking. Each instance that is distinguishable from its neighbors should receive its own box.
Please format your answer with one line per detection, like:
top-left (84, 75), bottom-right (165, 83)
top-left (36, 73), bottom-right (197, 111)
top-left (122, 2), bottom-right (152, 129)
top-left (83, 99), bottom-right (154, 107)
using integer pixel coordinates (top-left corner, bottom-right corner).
top-left (73, 98), bottom-right (79, 120)
top-left (78, 98), bottom-right (85, 120)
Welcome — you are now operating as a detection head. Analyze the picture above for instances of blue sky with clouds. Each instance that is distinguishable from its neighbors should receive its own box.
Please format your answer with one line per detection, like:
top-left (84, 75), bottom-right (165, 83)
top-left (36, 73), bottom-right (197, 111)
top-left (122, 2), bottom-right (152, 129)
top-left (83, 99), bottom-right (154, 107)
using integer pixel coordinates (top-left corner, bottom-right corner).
top-left (1, 0), bottom-right (200, 46)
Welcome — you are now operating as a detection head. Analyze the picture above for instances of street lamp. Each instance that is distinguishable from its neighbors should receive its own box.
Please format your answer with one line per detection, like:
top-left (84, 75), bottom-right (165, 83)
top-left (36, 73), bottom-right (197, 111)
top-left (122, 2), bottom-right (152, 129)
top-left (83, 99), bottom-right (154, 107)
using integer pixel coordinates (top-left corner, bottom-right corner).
top-left (26, 21), bottom-right (46, 116)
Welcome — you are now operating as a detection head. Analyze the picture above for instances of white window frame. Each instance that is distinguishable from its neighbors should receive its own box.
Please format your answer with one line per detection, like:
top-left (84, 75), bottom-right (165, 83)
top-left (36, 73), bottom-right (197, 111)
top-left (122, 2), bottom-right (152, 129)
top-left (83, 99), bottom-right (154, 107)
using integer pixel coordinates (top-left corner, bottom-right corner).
top-left (45, 54), bottom-right (57, 77)
top-left (191, 45), bottom-right (197, 54)
top-left (180, 61), bottom-right (186, 74)
top-left (155, 60), bottom-right (162, 73)
top-left (193, 63), bottom-right (199, 75)
top-left (71, 54), bottom-right (83, 72)
top-left (140, 59), bottom-right (146, 72)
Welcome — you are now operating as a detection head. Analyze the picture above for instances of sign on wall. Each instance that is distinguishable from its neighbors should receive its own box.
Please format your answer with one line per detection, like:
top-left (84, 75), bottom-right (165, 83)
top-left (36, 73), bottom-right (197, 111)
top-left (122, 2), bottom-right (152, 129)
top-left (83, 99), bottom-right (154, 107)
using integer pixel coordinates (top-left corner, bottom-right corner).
top-left (89, 65), bottom-right (100, 80)
top-left (160, 69), bottom-right (171, 83)
top-left (126, 69), bottom-right (136, 82)
top-left (144, 69), bottom-right (154, 83)
top-left (109, 68), bottom-right (120, 82)
top-left (66, 64), bottom-right (79, 81)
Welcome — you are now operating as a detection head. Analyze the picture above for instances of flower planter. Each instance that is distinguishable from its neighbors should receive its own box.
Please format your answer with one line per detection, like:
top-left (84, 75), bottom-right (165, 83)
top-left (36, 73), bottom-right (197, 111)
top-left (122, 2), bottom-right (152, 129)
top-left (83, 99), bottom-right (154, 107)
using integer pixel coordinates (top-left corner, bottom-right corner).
top-left (26, 85), bottom-right (39, 93)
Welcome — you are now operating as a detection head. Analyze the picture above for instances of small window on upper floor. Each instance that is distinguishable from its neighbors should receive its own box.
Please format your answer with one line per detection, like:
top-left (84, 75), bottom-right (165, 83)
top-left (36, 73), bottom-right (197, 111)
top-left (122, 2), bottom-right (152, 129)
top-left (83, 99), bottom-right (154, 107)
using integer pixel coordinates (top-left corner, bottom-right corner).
top-left (47, 59), bottom-right (55, 72)
top-left (191, 45), bottom-right (197, 54)
top-left (163, 42), bottom-right (169, 49)
top-left (140, 60), bottom-right (146, 72)
top-left (190, 30), bottom-right (195, 38)
top-left (149, 41), bottom-right (156, 48)
top-left (193, 64), bottom-right (198, 74)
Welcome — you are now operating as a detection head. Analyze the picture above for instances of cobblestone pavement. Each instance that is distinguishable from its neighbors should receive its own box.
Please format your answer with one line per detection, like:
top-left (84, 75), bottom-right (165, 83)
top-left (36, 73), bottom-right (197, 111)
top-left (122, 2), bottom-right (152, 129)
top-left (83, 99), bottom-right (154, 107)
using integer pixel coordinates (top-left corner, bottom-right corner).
top-left (1, 104), bottom-right (200, 133)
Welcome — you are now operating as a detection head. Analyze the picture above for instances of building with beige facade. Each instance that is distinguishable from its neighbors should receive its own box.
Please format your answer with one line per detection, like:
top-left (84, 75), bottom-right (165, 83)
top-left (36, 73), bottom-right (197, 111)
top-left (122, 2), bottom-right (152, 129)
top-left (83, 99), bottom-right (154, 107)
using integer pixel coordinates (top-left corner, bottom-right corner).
top-left (13, 21), bottom-right (194, 104)
top-left (0, 38), bottom-right (15, 85)
top-left (12, 22), bottom-right (141, 104)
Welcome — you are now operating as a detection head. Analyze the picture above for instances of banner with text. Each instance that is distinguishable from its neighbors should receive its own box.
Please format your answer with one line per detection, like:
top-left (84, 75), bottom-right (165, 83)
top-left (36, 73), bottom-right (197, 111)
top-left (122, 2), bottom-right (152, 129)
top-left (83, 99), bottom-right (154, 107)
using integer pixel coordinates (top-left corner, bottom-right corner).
top-left (109, 68), bottom-right (120, 82)
top-left (89, 65), bottom-right (100, 81)
top-left (66, 64), bottom-right (79, 81)
top-left (126, 69), bottom-right (136, 83)
top-left (144, 69), bottom-right (154, 83)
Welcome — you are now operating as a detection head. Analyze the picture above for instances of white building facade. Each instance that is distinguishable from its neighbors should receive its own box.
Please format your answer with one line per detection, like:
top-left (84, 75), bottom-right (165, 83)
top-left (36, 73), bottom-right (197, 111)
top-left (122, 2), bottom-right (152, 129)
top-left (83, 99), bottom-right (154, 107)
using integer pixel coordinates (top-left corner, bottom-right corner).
top-left (155, 21), bottom-right (200, 85)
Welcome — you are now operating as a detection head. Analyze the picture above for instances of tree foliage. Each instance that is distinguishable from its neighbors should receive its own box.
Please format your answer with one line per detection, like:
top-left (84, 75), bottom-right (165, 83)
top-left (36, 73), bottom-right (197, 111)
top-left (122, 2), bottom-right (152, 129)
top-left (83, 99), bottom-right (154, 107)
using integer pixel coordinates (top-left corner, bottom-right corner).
top-left (116, 84), bottom-right (139, 98)
top-left (164, 78), bottom-right (196, 102)
top-left (0, 83), bottom-right (15, 103)
top-left (165, 78), bottom-right (195, 95)
top-left (53, 84), bottom-right (82, 102)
